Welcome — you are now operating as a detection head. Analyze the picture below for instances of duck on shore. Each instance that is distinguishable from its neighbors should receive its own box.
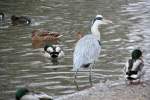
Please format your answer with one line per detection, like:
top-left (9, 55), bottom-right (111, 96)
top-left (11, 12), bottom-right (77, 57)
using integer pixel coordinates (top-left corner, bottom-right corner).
top-left (15, 88), bottom-right (53, 100)
top-left (32, 29), bottom-right (63, 48)
top-left (11, 15), bottom-right (31, 25)
top-left (125, 49), bottom-right (144, 84)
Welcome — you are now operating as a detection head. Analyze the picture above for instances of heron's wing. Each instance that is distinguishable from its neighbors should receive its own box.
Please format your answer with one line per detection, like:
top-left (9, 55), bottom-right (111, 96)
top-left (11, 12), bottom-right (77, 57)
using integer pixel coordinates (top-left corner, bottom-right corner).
top-left (73, 35), bottom-right (101, 70)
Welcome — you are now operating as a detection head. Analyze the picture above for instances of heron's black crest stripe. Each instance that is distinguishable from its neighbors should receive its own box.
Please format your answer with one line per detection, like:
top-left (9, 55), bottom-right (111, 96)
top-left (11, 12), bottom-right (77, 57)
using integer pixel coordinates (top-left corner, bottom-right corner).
top-left (92, 17), bottom-right (103, 24)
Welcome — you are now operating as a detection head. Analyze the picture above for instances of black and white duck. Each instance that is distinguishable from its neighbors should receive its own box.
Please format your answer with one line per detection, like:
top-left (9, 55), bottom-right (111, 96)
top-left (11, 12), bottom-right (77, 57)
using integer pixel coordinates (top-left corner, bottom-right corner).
top-left (44, 44), bottom-right (64, 60)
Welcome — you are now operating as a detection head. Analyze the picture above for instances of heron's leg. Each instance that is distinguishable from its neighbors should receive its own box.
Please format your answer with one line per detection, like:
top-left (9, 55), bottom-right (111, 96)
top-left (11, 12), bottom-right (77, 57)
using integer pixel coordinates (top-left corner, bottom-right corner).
top-left (93, 61), bottom-right (96, 69)
top-left (74, 70), bottom-right (79, 90)
top-left (89, 66), bottom-right (93, 86)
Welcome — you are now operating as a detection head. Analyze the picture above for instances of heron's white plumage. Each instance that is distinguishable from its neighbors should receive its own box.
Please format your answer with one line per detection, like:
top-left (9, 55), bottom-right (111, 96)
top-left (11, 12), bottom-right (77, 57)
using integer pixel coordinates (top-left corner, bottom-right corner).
top-left (73, 34), bottom-right (101, 71)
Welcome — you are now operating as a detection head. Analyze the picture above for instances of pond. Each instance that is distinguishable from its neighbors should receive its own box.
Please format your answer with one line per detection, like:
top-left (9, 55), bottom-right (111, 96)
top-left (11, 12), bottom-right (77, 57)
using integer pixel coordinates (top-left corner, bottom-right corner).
top-left (0, 0), bottom-right (150, 99)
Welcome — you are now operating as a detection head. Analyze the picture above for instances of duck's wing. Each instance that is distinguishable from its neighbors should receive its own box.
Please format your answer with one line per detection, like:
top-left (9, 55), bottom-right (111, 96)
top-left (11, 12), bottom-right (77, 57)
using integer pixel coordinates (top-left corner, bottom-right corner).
top-left (125, 59), bottom-right (144, 79)
top-left (21, 94), bottom-right (39, 100)
top-left (132, 59), bottom-right (144, 71)
top-left (35, 92), bottom-right (53, 100)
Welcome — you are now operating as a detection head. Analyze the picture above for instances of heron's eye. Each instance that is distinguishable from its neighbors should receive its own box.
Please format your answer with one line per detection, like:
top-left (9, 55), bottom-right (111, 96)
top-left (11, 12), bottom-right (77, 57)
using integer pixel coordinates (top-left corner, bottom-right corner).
top-left (95, 17), bottom-right (103, 20)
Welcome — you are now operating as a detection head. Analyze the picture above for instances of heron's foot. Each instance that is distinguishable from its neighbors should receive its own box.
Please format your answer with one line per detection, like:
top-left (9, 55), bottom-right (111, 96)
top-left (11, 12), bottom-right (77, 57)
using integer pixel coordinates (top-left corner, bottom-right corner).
top-left (90, 81), bottom-right (93, 87)
top-left (89, 75), bottom-right (93, 86)
top-left (74, 79), bottom-right (80, 90)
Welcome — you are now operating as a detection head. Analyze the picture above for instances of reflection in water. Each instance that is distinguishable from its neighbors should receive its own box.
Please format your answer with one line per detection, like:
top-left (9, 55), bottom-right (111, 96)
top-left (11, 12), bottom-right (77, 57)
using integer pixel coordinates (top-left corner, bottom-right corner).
top-left (0, 0), bottom-right (150, 100)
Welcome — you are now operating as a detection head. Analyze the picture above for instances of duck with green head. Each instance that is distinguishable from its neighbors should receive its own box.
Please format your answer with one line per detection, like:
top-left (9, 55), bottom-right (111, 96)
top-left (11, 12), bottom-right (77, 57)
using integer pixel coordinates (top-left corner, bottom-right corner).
top-left (15, 88), bottom-right (53, 100)
top-left (125, 49), bottom-right (144, 84)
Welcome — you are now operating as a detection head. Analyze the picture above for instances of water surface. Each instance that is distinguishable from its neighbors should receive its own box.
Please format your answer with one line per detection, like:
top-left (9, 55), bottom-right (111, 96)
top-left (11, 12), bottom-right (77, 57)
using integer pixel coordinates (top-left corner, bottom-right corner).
top-left (0, 0), bottom-right (150, 99)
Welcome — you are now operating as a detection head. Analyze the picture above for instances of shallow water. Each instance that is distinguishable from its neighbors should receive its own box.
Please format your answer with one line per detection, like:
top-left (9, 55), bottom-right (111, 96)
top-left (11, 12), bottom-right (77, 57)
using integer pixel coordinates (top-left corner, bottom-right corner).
top-left (0, 0), bottom-right (150, 99)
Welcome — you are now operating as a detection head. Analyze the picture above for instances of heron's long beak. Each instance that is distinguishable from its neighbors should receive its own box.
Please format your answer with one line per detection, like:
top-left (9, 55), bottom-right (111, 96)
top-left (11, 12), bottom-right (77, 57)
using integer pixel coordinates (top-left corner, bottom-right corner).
top-left (102, 19), bottom-right (113, 24)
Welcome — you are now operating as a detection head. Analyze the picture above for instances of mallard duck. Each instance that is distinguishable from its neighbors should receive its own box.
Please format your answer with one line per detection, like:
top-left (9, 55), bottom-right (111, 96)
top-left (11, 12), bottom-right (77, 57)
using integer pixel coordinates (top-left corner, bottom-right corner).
top-left (32, 29), bottom-right (62, 48)
top-left (0, 12), bottom-right (4, 21)
top-left (125, 49), bottom-right (144, 84)
top-left (11, 15), bottom-right (31, 25)
top-left (15, 88), bottom-right (53, 100)
top-left (44, 44), bottom-right (64, 59)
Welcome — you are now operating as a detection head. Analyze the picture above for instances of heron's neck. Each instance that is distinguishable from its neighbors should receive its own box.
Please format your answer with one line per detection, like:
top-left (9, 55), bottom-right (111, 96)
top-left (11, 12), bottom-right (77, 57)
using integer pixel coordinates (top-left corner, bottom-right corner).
top-left (91, 22), bottom-right (100, 41)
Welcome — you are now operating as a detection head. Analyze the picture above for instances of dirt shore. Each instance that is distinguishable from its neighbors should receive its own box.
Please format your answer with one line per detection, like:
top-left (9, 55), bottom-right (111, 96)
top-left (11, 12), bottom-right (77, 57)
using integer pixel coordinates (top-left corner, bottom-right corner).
top-left (56, 80), bottom-right (150, 100)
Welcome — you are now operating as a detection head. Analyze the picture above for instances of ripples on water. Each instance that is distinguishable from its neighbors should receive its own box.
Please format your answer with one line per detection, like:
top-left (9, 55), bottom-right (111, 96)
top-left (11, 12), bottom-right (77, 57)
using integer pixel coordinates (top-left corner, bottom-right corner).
top-left (0, 0), bottom-right (150, 99)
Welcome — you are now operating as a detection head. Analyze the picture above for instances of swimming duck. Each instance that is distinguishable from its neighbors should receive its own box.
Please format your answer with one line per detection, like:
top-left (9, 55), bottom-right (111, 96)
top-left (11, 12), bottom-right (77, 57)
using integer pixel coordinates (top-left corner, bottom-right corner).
top-left (11, 15), bottom-right (31, 25)
top-left (15, 88), bottom-right (53, 100)
top-left (32, 29), bottom-right (62, 48)
top-left (125, 49), bottom-right (144, 84)
top-left (44, 44), bottom-right (64, 59)
top-left (0, 12), bottom-right (4, 21)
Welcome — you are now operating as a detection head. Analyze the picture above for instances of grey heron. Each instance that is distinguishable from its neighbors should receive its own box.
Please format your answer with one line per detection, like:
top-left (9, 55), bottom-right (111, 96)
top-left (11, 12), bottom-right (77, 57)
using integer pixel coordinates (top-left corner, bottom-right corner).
top-left (73, 15), bottom-right (112, 89)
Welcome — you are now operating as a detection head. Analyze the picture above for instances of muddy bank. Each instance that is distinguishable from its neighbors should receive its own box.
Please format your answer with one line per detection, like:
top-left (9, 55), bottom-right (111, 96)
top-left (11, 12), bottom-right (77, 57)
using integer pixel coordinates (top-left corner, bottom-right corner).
top-left (56, 80), bottom-right (150, 100)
